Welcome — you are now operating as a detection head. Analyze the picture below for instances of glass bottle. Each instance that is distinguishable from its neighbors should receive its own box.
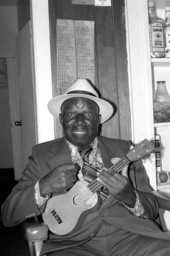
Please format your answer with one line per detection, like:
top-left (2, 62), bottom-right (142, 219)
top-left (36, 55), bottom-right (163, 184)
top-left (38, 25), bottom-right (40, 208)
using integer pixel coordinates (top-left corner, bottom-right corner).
top-left (148, 1), bottom-right (156, 24)
top-left (148, 1), bottom-right (165, 58)
top-left (164, 7), bottom-right (170, 57)
top-left (153, 81), bottom-right (170, 123)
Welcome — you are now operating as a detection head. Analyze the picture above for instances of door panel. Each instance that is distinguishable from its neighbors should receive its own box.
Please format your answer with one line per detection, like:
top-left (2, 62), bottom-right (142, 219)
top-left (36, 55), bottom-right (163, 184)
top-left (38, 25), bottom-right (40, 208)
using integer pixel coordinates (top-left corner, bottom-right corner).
top-left (7, 57), bottom-right (22, 179)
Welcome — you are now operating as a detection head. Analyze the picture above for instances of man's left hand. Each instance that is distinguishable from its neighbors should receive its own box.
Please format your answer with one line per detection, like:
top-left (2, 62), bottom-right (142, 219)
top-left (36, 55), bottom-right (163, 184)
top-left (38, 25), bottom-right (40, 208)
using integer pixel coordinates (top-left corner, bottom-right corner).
top-left (97, 170), bottom-right (136, 207)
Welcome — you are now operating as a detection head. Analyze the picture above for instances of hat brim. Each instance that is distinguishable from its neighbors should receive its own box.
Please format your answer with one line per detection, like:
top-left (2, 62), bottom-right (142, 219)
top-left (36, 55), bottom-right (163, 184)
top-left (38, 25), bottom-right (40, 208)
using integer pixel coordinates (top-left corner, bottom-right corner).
top-left (48, 94), bottom-right (114, 124)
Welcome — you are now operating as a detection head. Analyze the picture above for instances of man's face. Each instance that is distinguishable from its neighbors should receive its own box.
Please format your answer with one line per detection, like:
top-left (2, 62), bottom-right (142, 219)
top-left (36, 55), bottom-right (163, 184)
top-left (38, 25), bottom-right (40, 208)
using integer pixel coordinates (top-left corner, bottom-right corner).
top-left (60, 97), bottom-right (101, 148)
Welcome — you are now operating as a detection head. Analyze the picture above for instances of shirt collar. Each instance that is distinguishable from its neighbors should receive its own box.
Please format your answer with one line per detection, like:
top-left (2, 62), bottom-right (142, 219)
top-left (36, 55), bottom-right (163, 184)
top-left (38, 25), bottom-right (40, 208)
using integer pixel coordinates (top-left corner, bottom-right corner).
top-left (66, 137), bottom-right (104, 170)
top-left (66, 137), bottom-right (98, 153)
top-left (66, 138), bottom-right (98, 165)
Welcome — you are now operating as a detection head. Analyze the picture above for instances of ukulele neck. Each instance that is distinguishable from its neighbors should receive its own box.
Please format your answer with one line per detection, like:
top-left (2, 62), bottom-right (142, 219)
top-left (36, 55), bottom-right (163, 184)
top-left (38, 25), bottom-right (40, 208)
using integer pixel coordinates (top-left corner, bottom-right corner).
top-left (88, 156), bottom-right (130, 194)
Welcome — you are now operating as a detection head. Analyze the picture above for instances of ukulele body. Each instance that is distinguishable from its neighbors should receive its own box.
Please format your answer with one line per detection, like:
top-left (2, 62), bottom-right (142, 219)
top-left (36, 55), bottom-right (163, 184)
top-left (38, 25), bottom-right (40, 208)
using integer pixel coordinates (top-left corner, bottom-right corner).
top-left (42, 180), bottom-right (100, 235)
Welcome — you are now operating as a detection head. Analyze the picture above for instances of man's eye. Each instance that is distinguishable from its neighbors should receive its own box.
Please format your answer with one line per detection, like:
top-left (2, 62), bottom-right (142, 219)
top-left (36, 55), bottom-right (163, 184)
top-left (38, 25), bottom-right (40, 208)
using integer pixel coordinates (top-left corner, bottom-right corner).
top-left (84, 112), bottom-right (93, 118)
top-left (64, 113), bottom-right (75, 119)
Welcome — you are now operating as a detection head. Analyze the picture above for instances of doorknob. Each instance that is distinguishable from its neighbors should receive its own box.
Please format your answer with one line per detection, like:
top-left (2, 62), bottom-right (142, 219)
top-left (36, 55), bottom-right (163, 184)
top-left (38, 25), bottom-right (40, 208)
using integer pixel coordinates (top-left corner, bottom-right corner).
top-left (15, 121), bottom-right (22, 126)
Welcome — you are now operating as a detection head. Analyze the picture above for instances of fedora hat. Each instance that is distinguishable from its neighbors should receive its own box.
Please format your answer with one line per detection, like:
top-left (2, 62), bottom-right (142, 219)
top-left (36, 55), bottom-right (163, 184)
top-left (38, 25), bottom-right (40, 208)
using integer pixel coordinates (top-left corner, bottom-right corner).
top-left (47, 79), bottom-right (114, 123)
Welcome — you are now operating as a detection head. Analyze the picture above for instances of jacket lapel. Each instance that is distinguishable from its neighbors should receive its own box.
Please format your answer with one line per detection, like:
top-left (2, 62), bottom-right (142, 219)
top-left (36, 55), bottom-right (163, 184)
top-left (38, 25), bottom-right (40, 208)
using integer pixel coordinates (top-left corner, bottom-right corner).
top-left (98, 137), bottom-right (117, 169)
top-left (47, 139), bottom-right (72, 171)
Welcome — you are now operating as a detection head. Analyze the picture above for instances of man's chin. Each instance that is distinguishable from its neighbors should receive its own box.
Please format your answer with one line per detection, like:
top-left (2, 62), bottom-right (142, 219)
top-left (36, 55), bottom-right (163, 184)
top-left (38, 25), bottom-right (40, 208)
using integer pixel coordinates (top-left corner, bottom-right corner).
top-left (71, 136), bottom-right (90, 147)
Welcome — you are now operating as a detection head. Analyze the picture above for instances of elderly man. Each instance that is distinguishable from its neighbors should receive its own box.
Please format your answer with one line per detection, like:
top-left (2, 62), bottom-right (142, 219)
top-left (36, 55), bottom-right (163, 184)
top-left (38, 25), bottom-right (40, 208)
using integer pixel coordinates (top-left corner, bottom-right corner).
top-left (2, 79), bottom-right (170, 255)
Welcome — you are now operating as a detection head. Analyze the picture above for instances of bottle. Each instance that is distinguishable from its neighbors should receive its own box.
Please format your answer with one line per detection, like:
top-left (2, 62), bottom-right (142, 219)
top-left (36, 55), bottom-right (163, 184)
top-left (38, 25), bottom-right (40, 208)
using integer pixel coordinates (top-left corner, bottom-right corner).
top-left (153, 81), bottom-right (170, 123)
top-left (148, 1), bottom-right (165, 58)
top-left (164, 7), bottom-right (170, 57)
top-left (148, 1), bottom-right (156, 23)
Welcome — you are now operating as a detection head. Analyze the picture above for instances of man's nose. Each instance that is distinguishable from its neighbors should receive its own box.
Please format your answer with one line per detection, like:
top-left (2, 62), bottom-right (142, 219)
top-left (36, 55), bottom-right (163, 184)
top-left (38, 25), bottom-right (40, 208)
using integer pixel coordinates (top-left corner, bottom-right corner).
top-left (75, 113), bottom-right (85, 123)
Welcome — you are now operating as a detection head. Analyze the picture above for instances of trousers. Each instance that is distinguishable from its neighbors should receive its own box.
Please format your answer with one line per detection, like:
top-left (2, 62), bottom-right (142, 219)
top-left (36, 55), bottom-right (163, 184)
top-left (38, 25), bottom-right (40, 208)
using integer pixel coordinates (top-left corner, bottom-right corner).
top-left (45, 222), bottom-right (170, 256)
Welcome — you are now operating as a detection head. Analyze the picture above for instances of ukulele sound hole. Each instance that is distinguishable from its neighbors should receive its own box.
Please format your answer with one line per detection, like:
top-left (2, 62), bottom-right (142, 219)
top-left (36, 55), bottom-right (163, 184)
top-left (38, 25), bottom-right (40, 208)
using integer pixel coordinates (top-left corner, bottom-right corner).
top-left (73, 195), bottom-right (84, 206)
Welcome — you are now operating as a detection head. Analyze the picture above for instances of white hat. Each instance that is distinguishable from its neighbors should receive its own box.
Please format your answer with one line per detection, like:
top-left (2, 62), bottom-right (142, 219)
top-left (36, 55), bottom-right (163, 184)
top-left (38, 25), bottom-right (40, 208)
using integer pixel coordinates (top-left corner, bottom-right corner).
top-left (48, 79), bottom-right (114, 123)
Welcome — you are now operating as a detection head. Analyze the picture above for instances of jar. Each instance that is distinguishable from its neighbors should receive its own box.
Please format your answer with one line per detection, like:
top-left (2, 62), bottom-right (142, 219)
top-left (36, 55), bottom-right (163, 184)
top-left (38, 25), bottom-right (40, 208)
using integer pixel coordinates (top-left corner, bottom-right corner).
top-left (158, 170), bottom-right (170, 185)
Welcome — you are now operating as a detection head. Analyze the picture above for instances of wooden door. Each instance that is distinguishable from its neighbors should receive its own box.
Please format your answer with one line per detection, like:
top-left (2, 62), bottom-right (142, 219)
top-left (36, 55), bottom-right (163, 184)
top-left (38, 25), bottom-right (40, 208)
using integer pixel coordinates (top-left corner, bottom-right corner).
top-left (48, 0), bottom-right (131, 140)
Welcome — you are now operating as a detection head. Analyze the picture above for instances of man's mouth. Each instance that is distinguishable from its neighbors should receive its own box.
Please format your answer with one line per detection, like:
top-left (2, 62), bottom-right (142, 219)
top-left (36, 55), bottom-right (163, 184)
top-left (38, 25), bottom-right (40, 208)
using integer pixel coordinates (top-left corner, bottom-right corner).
top-left (72, 131), bottom-right (87, 134)
top-left (72, 129), bottom-right (87, 135)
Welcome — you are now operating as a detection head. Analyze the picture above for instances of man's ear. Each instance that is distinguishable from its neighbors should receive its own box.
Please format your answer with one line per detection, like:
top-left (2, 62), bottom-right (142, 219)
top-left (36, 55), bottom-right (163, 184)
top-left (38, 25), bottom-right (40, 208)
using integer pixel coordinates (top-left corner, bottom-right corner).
top-left (99, 114), bottom-right (102, 124)
top-left (59, 113), bottom-right (63, 125)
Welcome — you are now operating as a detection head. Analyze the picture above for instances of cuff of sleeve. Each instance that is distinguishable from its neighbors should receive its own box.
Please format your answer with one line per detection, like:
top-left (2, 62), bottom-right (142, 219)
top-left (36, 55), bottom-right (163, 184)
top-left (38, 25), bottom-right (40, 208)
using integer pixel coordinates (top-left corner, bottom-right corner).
top-left (34, 180), bottom-right (50, 208)
top-left (122, 190), bottom-right (144, 217)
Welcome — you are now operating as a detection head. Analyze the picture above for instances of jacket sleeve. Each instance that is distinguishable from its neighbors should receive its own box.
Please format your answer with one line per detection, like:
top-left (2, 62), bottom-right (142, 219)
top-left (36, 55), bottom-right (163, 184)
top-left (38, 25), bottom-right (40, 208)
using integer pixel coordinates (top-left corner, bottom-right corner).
top-left (1, 146), bottom-right (43, 227)
top-left (129, 160), bottom-right (159, 221)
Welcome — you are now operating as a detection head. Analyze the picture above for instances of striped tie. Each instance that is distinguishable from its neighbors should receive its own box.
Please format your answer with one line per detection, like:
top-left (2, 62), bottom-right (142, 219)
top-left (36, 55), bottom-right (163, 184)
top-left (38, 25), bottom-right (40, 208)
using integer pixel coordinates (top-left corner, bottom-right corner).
top-left (79, 146), bottom-right (109, 200)
top-left (79, 145), bottom-right (98, 182)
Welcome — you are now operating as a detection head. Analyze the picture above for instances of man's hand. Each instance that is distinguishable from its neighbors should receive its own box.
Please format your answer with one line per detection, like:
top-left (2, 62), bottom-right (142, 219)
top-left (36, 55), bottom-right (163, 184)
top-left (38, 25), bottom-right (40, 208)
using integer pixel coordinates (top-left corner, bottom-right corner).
top-left (39, 164), bottom-right (79, 196)
top-left (97, 170), bottom-right (136, 207)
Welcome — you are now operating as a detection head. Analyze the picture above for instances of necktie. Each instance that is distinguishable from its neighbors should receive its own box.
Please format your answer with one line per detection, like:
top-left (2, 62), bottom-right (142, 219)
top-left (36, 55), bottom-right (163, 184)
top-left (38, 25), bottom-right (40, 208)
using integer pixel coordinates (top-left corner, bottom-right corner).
top-left (79, 145), bottom-right (98, 182)
top-left (79, 146), bottom-right (109, 200)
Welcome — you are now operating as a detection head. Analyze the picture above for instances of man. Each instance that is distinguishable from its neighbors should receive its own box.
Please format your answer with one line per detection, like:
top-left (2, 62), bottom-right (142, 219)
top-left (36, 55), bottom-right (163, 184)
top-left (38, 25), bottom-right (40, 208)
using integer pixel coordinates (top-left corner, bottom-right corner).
top-left (1, 79), bottom-right (170, 255)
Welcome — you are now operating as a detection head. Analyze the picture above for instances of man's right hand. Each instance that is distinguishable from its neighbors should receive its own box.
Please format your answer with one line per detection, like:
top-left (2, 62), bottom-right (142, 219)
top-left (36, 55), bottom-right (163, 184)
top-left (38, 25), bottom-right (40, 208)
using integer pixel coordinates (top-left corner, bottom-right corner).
top-left (39, 164), bottom-right (79, 196)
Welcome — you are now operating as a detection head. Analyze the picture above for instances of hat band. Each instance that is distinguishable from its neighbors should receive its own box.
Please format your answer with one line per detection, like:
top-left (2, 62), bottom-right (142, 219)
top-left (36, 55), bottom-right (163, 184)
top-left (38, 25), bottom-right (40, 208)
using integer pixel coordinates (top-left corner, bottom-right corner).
top-left (67, 90), bottom-right (97, 97)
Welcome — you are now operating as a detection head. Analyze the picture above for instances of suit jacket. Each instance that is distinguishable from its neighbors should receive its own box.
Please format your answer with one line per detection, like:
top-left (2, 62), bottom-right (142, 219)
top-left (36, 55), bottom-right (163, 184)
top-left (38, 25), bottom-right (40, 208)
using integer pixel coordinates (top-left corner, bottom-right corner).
top-left (1, 136), bottom-right (170, 255)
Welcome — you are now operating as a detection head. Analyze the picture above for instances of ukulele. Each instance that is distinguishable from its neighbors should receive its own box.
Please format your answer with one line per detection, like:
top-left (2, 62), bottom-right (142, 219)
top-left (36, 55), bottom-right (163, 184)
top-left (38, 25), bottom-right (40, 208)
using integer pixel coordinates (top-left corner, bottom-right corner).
top-left (42, 139), bottom-right (155, 235)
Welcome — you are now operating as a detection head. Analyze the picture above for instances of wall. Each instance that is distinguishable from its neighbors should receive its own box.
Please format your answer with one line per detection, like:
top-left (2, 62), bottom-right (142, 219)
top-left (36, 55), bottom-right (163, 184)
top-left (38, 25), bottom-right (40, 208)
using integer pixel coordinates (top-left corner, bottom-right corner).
top-left (0, 6), bottom-right (18, 50)
top-left (0, 6), bottom-right (18, 168)
top-left (17, 0), bottom-right (30, 31)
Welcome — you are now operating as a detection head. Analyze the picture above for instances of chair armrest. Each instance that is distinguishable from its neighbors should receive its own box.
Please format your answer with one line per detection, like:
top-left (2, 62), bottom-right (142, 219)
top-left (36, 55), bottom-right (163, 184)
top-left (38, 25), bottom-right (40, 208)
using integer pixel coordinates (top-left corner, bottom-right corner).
top-left (23, 218), bottom-right (48, 256)
top-left (152, 190), bottom-right (170, 211)
top-left (152, 191), bottom-right (170, 232)
top-left (24, 221), bottom-right (48, 241)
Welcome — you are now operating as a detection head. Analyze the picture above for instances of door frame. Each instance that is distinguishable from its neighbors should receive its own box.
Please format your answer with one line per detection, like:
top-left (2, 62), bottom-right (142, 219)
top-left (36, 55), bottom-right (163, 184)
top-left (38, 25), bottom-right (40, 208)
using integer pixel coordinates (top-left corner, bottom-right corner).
top-left (30, 0), bottom-right (54, 142)
top-left (0, 50), bottom-right (23, 180)
top-left (125, 0), bottom-right (156, 189)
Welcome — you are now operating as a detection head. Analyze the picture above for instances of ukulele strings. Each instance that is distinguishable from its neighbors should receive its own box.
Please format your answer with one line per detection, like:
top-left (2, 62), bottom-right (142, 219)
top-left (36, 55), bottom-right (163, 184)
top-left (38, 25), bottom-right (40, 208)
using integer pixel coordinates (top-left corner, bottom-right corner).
top-left (88, 156), bottom-right (130, 193)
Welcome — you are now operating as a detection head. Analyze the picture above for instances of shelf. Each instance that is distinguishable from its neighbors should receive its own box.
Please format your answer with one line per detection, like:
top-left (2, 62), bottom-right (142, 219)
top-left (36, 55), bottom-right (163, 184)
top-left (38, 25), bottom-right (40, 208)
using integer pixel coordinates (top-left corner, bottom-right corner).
top-left (157, 184), bottom-right (170, 192)
top-left (154, 122), bottom-right (170, 127)
top-left (151, 58), bottom-right (170, 67)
